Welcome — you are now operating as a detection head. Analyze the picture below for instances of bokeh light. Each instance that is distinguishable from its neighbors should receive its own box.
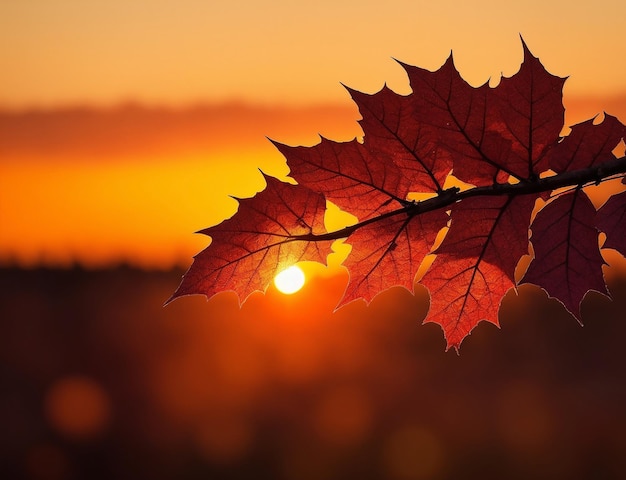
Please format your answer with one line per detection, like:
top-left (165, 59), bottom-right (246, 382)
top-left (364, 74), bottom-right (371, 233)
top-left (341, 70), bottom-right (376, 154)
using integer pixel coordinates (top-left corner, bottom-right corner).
top-left (44, 376), bottom-right (111, 440)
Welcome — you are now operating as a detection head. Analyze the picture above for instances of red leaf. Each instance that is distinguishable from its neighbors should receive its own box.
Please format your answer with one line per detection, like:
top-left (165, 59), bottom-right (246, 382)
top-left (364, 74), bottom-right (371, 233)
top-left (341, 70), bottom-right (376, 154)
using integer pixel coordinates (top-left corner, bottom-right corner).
top-left (340, 208), bottom-right (448, 305)
top-left (597, 189), bottom-right (626, 254)
top-left (400, 40), bottom-right (565, 184)
top-left (490, 41), bottom-right (566, 176)
top-left (345, 85), bottom-right (451, 193)
top-left (523, 190), bottom-right (608, 321)
top-left (174, 40), bottom-right (626, 350)
top-left (421, 195), bottom-right (536, 351)
top-left (546, 114), bottom-right (626, 172)
top-left (273, 136), bottom-right (410, 220)
top-left (168, 175), bottom-right (331, 304)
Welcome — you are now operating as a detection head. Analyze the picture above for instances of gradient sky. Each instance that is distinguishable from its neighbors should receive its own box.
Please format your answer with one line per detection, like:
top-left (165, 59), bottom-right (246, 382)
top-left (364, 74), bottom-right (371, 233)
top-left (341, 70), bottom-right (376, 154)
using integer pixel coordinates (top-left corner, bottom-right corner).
top-left (2, 0), bottom-right (626, 108)
top-left (3, 5), bottom-right (626, 474)
top-left (1, 0), bottom-right (625, 268)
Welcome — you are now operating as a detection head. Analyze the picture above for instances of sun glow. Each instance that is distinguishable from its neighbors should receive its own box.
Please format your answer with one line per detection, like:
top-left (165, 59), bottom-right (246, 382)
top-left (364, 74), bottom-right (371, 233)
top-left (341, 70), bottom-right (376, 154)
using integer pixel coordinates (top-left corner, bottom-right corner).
top-left (274, 265), bottom-right (306, 295)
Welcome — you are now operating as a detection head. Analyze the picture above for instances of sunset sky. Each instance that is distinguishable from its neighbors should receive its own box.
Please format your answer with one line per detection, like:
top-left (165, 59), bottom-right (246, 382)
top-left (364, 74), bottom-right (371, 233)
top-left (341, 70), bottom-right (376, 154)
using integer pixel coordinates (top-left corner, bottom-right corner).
top-left (3, 4), bottom-right (626, 474)
top-left (1, 0), bottom-right (626, 268)
top-left (2, 0), bottom-right (626, 107)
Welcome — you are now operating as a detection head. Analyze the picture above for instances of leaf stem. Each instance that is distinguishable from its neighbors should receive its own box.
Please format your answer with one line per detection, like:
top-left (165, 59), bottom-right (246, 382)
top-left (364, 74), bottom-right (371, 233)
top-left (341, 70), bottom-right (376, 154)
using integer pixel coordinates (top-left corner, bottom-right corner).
top-left (293, 156), bottom-right (626, 242)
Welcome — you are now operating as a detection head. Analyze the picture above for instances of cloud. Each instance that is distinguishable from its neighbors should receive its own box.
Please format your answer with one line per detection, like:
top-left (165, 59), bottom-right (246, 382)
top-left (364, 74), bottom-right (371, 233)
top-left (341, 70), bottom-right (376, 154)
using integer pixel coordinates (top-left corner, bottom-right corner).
top-left (0, 103), bottom-right (361, 163)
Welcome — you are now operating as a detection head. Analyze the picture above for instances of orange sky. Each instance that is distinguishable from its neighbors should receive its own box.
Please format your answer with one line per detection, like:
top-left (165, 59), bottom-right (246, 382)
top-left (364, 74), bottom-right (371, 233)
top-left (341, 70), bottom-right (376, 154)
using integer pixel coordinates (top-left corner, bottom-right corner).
top-left (3, 5), bottom-right (626, 474)
top-left (0, 104), bottom-right (362, 268)
top-left (2, 0), bottom-right (626, 108)
top-left (1, 0), bottom-right (626, 269)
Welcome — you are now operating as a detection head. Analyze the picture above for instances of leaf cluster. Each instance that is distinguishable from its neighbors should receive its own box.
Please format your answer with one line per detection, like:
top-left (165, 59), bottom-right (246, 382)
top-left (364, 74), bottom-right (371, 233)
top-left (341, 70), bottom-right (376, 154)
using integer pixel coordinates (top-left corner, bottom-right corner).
top-left (170, 41), bottom-right (626, 351)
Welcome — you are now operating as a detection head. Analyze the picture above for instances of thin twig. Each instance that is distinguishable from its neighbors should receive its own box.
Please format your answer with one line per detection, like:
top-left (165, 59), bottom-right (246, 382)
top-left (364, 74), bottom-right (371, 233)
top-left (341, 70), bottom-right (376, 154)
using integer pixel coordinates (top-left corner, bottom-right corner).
top-left (292, 155), bottom-right (626, 242)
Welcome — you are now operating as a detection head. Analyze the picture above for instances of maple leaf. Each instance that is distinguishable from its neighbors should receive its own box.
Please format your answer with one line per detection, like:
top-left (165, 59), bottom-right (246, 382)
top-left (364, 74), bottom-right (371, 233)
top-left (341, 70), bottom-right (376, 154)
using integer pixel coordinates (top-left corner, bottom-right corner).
top-left (172, 40), bottom-right (626, 351)
top-left (546, 114), bottom-right (625, 172)
top-left (421, 195), bottom-right (536, 351)
top-left (340, 208), bottom-right (448, 306)
top-left (272, 136), bottom-right (411, 221)
top-left (343, 84), bottom-right (451, 193)
top-left (597, 182), bottom-right (626, 256)
top-left (398, 40), bottom-right (565, 184)
top-left (168, 175), bottom-right (331, 304)
top-left (522, 189), bottom-right (608, 321)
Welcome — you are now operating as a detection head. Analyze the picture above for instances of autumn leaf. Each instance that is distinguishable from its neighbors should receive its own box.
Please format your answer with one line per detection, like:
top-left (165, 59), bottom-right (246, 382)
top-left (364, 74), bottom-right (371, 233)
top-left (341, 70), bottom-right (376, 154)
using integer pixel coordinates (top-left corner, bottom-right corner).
top-left (421, 195), bottom-right (536, 351)
top-left (340, 208), bottom-right (448, 306)
top-left (172, 40), bottom-right (626, 351)
top-left (597, 184), bottom-right (626, 256)
top-left (522, 189), bottom-right (608, 321)
top-left (168, 175), bottom-right (331, 304)
top-left (272, 136), bottom-right (411, 221)
top-left (546, 114), bottom-right (625, 172)
top-left (398, 40), bottom-right (565, 184)
top-left (343, 84), bottom-right (451, 193)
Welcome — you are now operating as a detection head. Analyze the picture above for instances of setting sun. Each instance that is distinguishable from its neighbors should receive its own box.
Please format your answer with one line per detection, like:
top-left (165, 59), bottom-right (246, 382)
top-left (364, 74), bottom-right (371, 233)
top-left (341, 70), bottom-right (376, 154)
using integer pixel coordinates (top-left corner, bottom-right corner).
top-left (274, 265), bottom-right (306, 295)
top-left (2, 1), bottom-right (626, 479)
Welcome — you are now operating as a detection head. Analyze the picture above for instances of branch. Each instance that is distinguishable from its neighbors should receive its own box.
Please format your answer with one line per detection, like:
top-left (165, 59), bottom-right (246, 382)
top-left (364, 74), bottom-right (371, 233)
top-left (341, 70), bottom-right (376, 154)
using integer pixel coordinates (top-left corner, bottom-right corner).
top-left (293, 155), bottom-right (626, 242)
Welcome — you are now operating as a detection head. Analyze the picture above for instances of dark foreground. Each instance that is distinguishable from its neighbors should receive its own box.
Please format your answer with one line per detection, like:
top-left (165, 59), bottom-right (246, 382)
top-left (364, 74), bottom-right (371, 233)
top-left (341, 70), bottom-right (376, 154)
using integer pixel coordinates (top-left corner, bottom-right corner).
top-left (1, 266), bottom-right (625, 480)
